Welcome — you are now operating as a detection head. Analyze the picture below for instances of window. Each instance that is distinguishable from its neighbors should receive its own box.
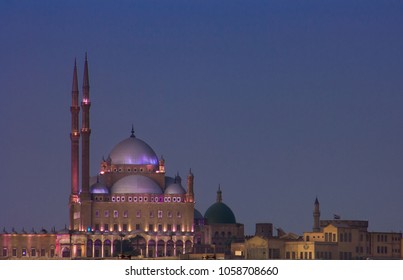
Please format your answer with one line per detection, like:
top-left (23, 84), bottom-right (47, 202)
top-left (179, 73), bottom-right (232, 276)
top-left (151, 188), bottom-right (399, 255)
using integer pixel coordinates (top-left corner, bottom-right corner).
top-left (41, 249), bottom-right (45, 257)
top-left (121, 196), bottom-right (125, 202)
top-left (136, 210), bottom-right (141, 218)
top-left (177, 197), bottom-right (181, 202)
top-left (158, 224), bottom-right (163, 231)
top-left (22, 248), bottom-right (27, 257)
top-left (149, 224), bottom-right (154, 231)
top-left (50, 248), bottom-right (55, 258)
top-left (104, 224), bottom-right (109, 232)
top-left (114, 210), bottom-right (119, 218)
top-left (2, 248), bottom-right (7, 257)
top-left (135, 224), bottom-right (140, 230)
top-left (128, 197), bottom-right (132, 202)
top-left (95, 224), bottom-right (100, 231)
top-left (167, 224), bottom-right (172, 231)
top-left (139, 197), bottom-right (143, 202)
top-left (144, 197), bottom-right (148, 202)
top-left (177, 224), bottom-right (181, 232)
top-left (122, 224), bottom-right (128, 231)
top-left (168, 211), bottom-right (172, 218)
top-left (134, 197), bottom-right (138, 202)
top-left (31, 248), bottom-right (36, 257)
top-left (158, 210), bottom-right (163, 218)
top-left (177, 211), bottom-right (181, 218)
top-left (112, 197), bottom-right (116, 202)
top-left (116, 197), bottom-right (120, 202)
top-left (150, 211), bottom-right (154, 218)
top-left (113, 224), bottom-right (118, 231)
top-left (123, 210), bottom-right (128, 218)
top-left (95, 210), bottom-right (99, 218)
top-left (104, 210), bottom-right (109, 218)
top-left (12, 248), bottom-right (17, 257)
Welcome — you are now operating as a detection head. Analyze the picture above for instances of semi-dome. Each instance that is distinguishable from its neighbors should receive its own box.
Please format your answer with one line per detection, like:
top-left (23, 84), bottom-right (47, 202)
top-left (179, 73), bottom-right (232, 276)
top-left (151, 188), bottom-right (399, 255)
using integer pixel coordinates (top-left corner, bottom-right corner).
top-left (194, 208), bottom-right (204, 220)
top-left (165, 182), bottom-right (186, 194)
top-left (111, 175), bottom-right (162, 194)
top-left (109, 133), bottom-right (159, 165)
top-left (90, 182), bottom-right (109, 194)
top-left (204, 187), bottom-right (236, 224)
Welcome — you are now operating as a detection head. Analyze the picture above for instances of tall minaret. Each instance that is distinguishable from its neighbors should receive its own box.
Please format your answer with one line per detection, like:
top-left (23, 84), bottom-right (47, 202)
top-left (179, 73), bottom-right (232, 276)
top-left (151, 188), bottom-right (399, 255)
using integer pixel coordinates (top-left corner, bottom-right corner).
top-left (81, 53), bottom-right (91, 196)
top-left (313, 197), bottom-right (321, 232)
top-left (69, 59), bottom-right (80, 230)
top-left (80, 53), bottom-right (92, 231)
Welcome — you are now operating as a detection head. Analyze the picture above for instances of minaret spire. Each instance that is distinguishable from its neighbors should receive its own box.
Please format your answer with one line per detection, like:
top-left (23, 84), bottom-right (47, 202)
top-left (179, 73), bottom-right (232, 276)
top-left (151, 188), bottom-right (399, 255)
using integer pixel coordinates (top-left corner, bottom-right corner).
top-left (69, 59), bottom-right (81, 230)
top-left (313, 197), bottom-right (321, 232)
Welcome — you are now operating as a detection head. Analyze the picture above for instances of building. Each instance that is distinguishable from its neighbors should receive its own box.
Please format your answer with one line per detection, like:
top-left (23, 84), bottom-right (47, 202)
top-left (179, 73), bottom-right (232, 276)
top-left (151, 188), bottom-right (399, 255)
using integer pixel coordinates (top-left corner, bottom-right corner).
top-left (0, 56), bottom-right (243, 259)
top-left (240, 198), bottom-right (402, 260)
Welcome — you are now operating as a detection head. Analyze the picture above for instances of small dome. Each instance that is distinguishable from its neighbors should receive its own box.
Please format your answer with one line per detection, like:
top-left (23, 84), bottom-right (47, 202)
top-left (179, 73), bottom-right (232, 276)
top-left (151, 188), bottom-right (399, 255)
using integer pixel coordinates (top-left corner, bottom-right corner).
top-left (204, 187), bottom-right (236, 224)
top-left (165, 182), bottom-right (186, 194)
top-left (109, 135), bottom-right (158, 165)
top-left (90, 182), bottom-right (109, 194)
top-left (204, 202), bottom-right (236, 224)
top-left (111, 175), bottom-right (162, 194)
top-left (194, 208), bottom-right (204, 220)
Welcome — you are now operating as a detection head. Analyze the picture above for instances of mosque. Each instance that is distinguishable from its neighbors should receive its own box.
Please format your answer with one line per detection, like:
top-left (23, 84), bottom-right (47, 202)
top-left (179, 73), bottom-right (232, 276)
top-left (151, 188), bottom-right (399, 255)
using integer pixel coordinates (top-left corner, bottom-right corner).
top-left (1, 56), bottom-right (401, 260)
top-left (0, 56), bottom-right (244, 259)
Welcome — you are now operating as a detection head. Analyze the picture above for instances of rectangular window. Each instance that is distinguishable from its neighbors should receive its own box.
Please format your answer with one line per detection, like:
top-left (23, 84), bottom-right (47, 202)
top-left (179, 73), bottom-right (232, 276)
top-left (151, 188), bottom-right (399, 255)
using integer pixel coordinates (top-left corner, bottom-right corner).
top-left (149, 224), bottom-right (154, 231)
top-left (158, 210), bottom-right (163, 218)
top-left (31, 248), bottom-right (36, 257)
top-left (95, 210), bottom-right (99, 218)
top-left (113, 224), bottom-right (118, 231)
top-left (136, 210), bottom-right (141, 218)
top-left (104, 210), bottom-right (109, 218)
top-left (22, 248), bottom-right (27, 257)
top-left (136, 224), bottom-right (140, 230)
top-left (41, 249), bottom-right (45, 257)
top-left (114, 210), bottom-right (119, 218)
top-left (150, 211), bottom-right (154, 218)
top-left (158, 224), bottom-right (163, 231)
top-left (2, 248), bottom-right (7, 257)
top-left (122, 224), bottom-right (128, 231)
top-left (12, 248), bottom-right (17, 257)
top-left (95, 224), bottom-right (100, 231)
top-left (50, 249), bottom-right (55, 258)
top-left (292, 252), bottom-right (296, 259)
top-left (168, 211), bottom-right (172, 218)
top-left (123, 210), bottom-right (128, 218)
top-left (167, 224), bottom-right (172, 231)
top-left (177, 211), bottom-right (182, 218)
top-left (176, 224), bottom-right (181, 232)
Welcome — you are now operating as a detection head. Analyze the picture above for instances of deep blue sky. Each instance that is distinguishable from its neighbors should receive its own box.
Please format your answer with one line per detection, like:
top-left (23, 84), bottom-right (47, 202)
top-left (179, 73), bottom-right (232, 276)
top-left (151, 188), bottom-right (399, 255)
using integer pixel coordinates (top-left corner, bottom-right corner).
top-left (0, 1), bottom-right (402, 235)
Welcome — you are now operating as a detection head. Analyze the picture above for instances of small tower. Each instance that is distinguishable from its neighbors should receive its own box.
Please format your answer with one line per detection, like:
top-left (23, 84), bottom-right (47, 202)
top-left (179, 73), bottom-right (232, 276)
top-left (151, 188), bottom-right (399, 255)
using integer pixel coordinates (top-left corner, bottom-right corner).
top-left (186, 169), bottom-right (194, 203)
top-left (313, 197), bottom-right (321, 232)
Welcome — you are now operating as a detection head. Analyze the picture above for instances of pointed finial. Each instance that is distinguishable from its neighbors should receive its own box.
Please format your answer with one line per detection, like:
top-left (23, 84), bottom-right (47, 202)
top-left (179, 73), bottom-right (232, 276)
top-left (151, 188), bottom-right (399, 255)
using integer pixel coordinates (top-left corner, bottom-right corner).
top-left (130, 124), bottom-right (135, 138)
top-left (217, 184), bottom-right (222, 202)
top-left (315, 196), bottom-right (319, 205)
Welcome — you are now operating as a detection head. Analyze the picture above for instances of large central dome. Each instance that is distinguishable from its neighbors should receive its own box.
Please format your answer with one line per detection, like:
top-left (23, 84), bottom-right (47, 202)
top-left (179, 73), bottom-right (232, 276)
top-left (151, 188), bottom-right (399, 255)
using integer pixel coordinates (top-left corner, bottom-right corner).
top-left (109, 134), bottom-right (159, 165)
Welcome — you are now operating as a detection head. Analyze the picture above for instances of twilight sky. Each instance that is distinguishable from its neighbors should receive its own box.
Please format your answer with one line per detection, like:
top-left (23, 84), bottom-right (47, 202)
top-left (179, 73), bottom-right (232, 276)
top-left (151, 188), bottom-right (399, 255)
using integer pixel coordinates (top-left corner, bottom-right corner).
top-left (0, 0), bottom-right (402, 235)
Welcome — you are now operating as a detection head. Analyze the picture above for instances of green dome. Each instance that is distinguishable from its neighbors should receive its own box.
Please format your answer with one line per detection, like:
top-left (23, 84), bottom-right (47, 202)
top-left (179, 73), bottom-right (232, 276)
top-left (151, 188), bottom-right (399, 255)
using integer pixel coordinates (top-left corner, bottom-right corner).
top-left (204, 202), bottom-right (236, 224)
